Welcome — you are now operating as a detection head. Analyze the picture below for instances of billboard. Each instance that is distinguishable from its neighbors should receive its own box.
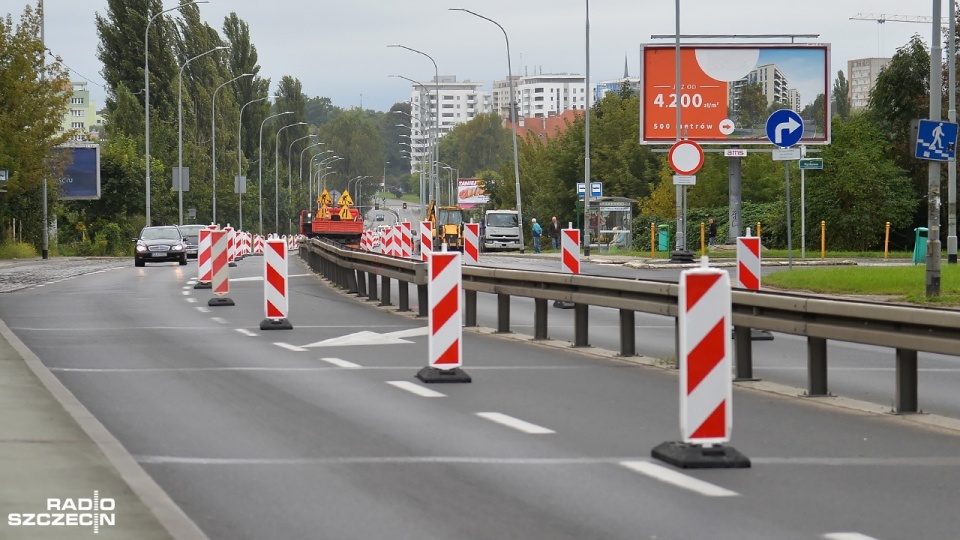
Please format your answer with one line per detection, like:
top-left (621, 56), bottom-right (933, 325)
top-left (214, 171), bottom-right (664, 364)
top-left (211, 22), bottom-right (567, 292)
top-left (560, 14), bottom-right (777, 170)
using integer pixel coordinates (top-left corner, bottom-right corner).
top-left (57, 145), bottom-right (101, 200)
top-left (457, 178), bottom-right (489, 209)
top-left (640, 44), bottom-right (830, 145)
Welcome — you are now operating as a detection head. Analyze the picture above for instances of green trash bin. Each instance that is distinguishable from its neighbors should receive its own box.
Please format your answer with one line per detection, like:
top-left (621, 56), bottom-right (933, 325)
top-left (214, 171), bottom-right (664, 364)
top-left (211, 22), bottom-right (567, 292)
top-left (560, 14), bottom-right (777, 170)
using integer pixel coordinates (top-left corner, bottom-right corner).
top-left (657, 224), bottom-right (671, 252)
top-left (913, 227), bottom-right (929, 264)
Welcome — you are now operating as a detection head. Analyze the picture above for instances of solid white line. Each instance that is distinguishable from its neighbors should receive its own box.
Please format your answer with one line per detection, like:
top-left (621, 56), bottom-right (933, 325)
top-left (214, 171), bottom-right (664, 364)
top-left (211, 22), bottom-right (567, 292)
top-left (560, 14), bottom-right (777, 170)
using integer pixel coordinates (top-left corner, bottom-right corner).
top-left (319, 357), bottom-right (361, 369)
top-left (386, 381), bottom-right (446, 398)
top-left (235, 328), bottom-right (257, 337)
top-left (620, 461), bottom-right (739, 497)
top-left (274, 342), bottom-right (308, 352)
top-left (823, 534), bottom-right (880, 540)
top-left (210, 317), bottom-right (228, 324)
top-left (185, 298), bottom-right (197, 304)
top-left (195, 307), bottom-right (210, 313)
top-left (476, 412), bottom-right (555, 434)
top-left (135, 456), bottom-right (643, 465)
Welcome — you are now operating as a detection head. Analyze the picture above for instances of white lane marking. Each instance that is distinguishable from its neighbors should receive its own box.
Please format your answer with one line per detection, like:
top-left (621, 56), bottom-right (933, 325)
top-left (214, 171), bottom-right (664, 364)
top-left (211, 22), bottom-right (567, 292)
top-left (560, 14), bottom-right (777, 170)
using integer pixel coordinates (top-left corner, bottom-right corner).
top-left (136, 456), bottom-right (644, 465)
top-left (181, 290), bottom-right (190, 296)
top-left (231, 276), bottom-right (263, 282)
top-left (195, 307), bottom-right (211, 313)
top-left (185, 298), bottom-right (197, 303)
top-left (236, 328), bottom-right (257, 337)
top-left (304, 331), bottom-right (414, 347)
top-left (381, 327), bottom-right (429, 338)
top-left (620, 461), bottom-right (739, 497)
top-left (275, 342), bottom-right (308, 352)
top-left (319, 357), bottom-right (361, 369)
top-left (823, 534), bottom-right (881, 540)
top-left (210, 317), bottom-right (228, 324)
top-left (476, 412), bottom-right (555, 434)
top-left (387, 381), bottom-right (446, 398)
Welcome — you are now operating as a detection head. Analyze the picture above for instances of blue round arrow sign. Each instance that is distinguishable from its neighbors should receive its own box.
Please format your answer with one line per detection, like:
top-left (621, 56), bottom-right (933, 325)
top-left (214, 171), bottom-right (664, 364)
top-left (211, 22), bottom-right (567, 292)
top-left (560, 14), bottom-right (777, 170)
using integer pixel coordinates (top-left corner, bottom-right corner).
top-left (765, 109), bottom-right (804, 148)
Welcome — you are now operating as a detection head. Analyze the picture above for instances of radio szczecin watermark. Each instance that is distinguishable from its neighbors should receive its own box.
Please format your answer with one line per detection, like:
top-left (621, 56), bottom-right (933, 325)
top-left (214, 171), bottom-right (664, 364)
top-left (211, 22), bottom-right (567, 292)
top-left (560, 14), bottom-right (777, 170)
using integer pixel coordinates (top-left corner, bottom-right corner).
top-left (7, 491), bottom-right (115, 534)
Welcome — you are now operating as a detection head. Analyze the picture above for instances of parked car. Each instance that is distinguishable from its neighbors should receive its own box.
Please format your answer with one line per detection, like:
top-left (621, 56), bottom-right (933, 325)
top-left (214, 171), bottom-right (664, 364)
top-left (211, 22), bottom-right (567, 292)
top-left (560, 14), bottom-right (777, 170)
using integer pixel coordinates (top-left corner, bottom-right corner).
top-left (134, 226), bottom-right (187, 267)
top-left (376, 213), bottom-right (385, 221)
top-left (177, 224), bottom-right (206, 258)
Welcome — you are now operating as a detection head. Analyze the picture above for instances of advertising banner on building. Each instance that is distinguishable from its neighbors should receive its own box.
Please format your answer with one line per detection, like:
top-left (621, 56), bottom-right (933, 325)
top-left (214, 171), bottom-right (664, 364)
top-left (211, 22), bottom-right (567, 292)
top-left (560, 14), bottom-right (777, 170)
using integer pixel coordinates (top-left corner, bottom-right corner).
top-left (57, 145), bottom-right (101, 200)
top-left (640, 44), bottom-right (830, 145)
top-left (457, 178), bottom-right (489, 208)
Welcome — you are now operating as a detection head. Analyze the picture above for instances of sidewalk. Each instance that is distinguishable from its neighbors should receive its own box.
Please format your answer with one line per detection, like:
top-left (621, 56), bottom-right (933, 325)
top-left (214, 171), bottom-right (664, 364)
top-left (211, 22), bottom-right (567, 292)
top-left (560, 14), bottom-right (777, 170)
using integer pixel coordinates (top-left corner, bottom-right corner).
top-left (0, 319), bottom-right (206, 539)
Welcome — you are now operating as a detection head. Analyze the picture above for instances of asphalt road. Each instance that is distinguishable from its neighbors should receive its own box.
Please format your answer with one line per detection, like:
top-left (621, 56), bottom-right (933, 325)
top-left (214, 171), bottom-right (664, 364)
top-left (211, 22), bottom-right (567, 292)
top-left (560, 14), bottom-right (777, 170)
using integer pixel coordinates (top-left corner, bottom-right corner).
top-left (1, 255), bottom-right (959, 539)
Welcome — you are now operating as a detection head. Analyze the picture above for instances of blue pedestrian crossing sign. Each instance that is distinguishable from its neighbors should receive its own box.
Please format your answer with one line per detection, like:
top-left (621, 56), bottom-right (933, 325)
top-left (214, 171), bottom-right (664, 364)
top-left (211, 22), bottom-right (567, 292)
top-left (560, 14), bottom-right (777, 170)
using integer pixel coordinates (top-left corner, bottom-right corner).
top-left (915, 119), bottom-right (958, 162)
top-left (765, 109), bottom-right (804, 148)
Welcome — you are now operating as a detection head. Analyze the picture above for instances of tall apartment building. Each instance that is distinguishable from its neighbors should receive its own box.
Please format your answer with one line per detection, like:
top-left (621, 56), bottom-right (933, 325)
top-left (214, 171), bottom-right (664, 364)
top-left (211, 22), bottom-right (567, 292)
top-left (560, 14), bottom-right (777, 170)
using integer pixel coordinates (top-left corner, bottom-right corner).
top-left (407, 76), bottom-right (492, 172)
top-left (60, 82), bottom-right (103, 142)
top-left (847, 57), bottom-right (891, 110)
top-left (728, 63), bottom-right (799, 115)
top-left (492, 73), bottom-right (590, 119)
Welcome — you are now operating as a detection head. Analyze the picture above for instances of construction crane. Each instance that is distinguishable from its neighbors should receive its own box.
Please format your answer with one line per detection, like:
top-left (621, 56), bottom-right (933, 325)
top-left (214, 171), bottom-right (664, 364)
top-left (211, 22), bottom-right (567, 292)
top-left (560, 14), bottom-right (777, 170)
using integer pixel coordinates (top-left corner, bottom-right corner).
top-left (849, 13), bottom-right (944, 26)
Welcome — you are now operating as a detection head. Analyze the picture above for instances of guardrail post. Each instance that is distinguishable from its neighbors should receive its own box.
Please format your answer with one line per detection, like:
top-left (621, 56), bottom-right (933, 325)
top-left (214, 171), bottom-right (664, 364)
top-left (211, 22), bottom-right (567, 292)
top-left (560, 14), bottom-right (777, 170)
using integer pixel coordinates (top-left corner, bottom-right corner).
top-left (574, 304), bottom-right (589, 347)
top-left (895, 348), bottom-right (919, 413)
top-left (367, 273), bottom-right (378, 302)
top-left (398, 280), bottom-right (410, 312)
top-left (418, 284), bottom-right (428, 317)
top-left (345, 266), bottom-right (358, 294)
top-left (619, 309), bottom-right (634, 356)
top-left (496, 294), bottom-right (510, 333)
top-left (465, 290), bottom-right (478, 327)
top-left (534, 299), bottom-right (548, 340)
top-left (807, 337), bottom-right (828, 396)
top-left (380, 275), bottom-right (392, 307)
top-left (733, 326), bottom-right (755, 380)
top-left (356, 269), bottom-right (367, 297)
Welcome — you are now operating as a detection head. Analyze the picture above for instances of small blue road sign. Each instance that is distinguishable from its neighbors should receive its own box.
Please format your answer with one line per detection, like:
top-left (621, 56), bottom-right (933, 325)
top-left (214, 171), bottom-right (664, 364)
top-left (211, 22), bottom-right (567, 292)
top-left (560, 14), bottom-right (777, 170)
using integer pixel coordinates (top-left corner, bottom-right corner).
top-left (577, 182), bottom-right (603, 197)
top-left (915, 119), bottom-right (959, 162)
top-left (765, 109), bottom-right (804, 148)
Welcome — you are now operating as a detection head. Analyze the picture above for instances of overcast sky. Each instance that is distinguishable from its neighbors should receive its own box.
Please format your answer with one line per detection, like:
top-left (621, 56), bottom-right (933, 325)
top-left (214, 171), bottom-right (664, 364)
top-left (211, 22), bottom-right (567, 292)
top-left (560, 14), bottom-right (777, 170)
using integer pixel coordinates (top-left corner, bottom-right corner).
top-left (28, 0), bottom-right (934, 112)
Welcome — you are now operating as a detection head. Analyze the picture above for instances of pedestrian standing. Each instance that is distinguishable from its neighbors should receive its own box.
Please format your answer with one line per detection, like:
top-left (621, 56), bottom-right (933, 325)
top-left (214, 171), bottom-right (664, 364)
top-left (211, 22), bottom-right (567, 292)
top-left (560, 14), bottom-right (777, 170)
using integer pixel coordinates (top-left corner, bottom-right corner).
top-left (531, 218), bottom-right (543, 253)
top-left (548, 216), bottom-right (561, 250)
top-left (708, 218), bottom-right (718, 247)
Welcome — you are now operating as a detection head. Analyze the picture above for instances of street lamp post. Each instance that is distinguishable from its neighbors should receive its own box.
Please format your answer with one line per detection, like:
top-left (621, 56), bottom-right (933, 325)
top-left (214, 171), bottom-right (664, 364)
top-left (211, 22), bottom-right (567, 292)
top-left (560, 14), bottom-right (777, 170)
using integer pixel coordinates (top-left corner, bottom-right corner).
top-left (212, 73), bottom-right (253, 224)
top-left (238, 95), bottom-right (274, 232)
top-left (300, 142), bottom-right (326, 207)
top-left (145, 0), bottom-right (207, 226)
top-left (259, 111), bottom-right (293, 236)
top-left (178, 45), bottom-right (227, 225)
top-left (449, 8), bottom-right (524, 252)
top-left (276, 122), bottom-right (307, 233)
top-left (288, 134), bottom-right (316, 228)
top-left (391, 77), bottom-right (433, 206)
top-left (388, 45), bottom-right (440, 211)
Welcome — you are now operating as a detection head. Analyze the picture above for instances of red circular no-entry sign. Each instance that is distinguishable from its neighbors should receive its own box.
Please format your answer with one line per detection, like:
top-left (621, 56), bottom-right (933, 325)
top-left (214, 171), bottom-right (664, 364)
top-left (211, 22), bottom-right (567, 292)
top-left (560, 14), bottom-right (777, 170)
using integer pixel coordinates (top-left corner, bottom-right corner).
top-left (668, 140), bottom-right (705, 175)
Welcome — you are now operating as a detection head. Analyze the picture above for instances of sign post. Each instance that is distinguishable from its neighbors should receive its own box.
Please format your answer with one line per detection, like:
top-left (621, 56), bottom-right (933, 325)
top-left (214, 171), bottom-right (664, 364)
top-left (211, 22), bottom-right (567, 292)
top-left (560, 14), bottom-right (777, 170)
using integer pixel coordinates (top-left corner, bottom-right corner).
top-left (766, 109), bottom-right (804, 269)
top-left (668, 140), bottom-right (704, 260)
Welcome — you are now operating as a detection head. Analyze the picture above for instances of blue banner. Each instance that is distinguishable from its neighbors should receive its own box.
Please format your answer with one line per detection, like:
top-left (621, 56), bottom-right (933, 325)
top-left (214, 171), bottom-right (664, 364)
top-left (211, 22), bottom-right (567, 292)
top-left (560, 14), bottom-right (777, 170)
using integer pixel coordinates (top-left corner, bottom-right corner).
top-left (58, 146), bottom-right (100, 200)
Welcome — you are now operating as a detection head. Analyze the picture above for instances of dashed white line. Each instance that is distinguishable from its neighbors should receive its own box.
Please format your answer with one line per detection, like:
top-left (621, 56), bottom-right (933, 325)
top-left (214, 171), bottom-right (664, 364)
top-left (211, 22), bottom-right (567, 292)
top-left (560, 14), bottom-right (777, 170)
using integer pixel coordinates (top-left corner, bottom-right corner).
top-left (210, 317), bottom-right (228, 324)
top-left (185, 298), bottom-right (197, 303)
top-left (823, 534), bottom-right (881, 540)
top-left (235, 328), bottom-right (257, 337)
top-left (620, 461), bottom-right (739, 497)
top-left (386, 381), bottom-right (446, 398)
top-left (319, 357), bottom-right (361, 368)
top-left (475, 412), bottom-right (555, 434)
top-left (182, 286), bottom-right (192, 290)
top-left (195, 307), bottom-right (211, 313)
top-left (274, 342), bottom-right (308, 352)
top-left (181, 290), bottom-right (191, 296)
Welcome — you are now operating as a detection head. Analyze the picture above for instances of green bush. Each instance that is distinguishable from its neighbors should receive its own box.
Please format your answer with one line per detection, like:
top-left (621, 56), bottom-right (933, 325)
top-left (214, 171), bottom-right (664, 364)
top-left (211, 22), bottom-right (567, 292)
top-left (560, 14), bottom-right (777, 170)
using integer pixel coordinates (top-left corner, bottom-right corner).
top-left (0, 242), bottom-right (39, 259)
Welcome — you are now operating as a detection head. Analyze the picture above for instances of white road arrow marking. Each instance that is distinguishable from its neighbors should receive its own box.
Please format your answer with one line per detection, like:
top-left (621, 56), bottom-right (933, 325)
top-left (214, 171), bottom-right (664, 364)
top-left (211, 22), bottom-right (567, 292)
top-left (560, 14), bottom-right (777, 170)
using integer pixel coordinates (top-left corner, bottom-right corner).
top-left (303, 327), bottom-right (428, 348)
top-left (775, 117), bottom-right (801, 144)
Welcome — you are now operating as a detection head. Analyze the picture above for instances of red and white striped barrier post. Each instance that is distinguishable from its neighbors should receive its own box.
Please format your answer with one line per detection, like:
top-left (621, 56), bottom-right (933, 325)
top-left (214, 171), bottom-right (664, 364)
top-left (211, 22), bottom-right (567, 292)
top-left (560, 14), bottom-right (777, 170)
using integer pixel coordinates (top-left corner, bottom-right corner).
top-left (561, 228), bottom-right (580, 274)
top-left (253, 234), bottom-right (264, 255)
top-left (416, 251), bottom-right (471, 383)
top-left (224, 225), bottom-right (237, 267)
top-left (652, 259), bottom-right (749, 468)
top-left (736, 233), bottom-right (773, 343)
top-left (260, 238), bottom-right (293, 330)
top-left (401, 221), bottom-right (413, 258)
top-left (463, 223), bottom-right (480, 265)
top-left (207, 229), bottom-right (235, 306)
top-left (392, 226), bottom-right (402, 257)
top-left (420, 221), bottom-right (432, 261)
top-left (194, 227), bottom-right (214, 289)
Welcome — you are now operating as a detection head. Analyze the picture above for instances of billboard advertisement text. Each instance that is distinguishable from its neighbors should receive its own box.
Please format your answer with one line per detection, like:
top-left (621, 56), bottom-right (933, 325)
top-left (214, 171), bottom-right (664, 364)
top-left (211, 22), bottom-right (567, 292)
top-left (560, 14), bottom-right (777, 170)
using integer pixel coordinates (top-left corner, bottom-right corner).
top-left (57, 145), bottom-right (101, 200)
top-left (457, 178), bottom-right (488, 209)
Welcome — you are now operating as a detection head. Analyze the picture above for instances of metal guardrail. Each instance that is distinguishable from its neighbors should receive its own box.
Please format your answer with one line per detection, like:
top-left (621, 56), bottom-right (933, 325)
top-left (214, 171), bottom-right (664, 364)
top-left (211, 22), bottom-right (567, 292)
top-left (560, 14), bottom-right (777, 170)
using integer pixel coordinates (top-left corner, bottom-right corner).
top-left (301, 239), bottom-right (960, 413)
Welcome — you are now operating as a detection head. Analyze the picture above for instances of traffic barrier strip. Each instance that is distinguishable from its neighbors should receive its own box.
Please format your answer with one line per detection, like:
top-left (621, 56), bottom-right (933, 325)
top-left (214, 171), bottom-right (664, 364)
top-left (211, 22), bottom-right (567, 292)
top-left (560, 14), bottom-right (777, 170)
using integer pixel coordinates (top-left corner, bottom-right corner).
top-left (420, 221), bottom-right (432, 260)
top-left (401, 222), bottom-right (413, 258)
top-left (416, 251), bottom-right (471, 383)
top-left (253, 235), bottom-right (264, 255)
top-left (224, 226), bottom-right (235, 264)
top-left (679, 266), bottom-right (732, 444)
top-left (208, 230), bottom-right (234, 306)
top-left (464, 223), bottom-right (480, 265)
top-left (736, 236), bottom-right (761, 290)
top-left (561, 229), bottom-right (581, 274)
top-left (197, 228), bottom-right (213, 284)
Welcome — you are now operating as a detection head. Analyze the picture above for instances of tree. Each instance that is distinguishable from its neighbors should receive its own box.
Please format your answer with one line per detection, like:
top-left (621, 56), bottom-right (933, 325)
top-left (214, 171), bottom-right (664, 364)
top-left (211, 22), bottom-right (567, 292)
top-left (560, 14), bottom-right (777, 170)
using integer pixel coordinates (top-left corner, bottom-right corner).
top-left (222, 12), bottom-right (270, 170)
top-left (736, 81), bottom-right (767, 127)
top-left (0, 2), bottom-right (72, 247)
top-left (318, 109), bottom-right (384, 193)
top-left (438, 113), bottom-right (511, 177)
top-left (832, 70), bottom-right (850, 119)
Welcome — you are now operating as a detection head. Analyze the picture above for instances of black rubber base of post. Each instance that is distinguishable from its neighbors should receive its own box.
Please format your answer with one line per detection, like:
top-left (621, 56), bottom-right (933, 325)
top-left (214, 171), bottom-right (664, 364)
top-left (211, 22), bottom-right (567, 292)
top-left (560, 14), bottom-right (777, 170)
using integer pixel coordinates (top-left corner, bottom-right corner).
top-left (228, 262), bottom-right (238, 267)
top-left (553, 300), bottom-right (575, 309)
top-left (751, 329), bottom-right (774, 340)
top-left (416, 366), bottom-right (472, 383)
top-left (208, 297), bottom-right (235, 307)
top-left (259, 318), bottom-right (293, 330)
top-left (193, 282), bottom-right (211, 289)
top-left (669, 250), bottom-right (696, 263)
top-left (652, 441), bottom-right (751, 469)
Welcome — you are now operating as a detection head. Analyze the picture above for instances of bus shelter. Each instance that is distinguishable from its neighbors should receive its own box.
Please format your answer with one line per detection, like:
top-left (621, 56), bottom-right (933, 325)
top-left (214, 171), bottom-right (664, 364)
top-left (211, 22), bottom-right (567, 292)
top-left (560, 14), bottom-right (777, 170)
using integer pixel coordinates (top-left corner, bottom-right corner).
top-left (585, 196), bottom-right (634, 251)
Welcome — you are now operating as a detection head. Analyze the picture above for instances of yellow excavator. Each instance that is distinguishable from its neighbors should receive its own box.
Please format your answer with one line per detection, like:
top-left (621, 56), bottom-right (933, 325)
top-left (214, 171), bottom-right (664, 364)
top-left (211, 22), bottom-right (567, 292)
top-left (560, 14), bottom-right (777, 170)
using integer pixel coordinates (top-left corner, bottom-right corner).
top-left (426, 200), bottom-right (464, 251)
